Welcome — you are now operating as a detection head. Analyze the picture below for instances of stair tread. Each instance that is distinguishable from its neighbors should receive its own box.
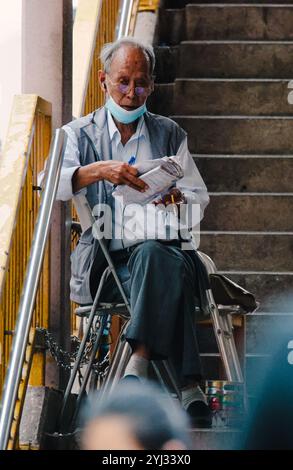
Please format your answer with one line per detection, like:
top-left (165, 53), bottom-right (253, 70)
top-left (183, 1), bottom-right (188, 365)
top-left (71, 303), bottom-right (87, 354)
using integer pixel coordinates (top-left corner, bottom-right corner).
top-left (173, 116), bottom-right (293, 153)
top-left (175, 77), bottom-right (293, 81)
top-left (182, 39), bottom-right (293, 43)
top-left (172, 115), bottom-right (293, 119)
top-left (193, 153), bottom-right (293, 157)
top-left (200, 233), bottom-right (293, 271)
top-left (187, 4), bottom-right (293, 7)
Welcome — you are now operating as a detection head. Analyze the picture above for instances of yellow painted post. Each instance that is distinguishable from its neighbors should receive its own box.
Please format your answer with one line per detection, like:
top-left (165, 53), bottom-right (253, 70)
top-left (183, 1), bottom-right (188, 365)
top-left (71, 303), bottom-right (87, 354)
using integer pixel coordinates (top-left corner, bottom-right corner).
top-left (139, 0), bottom-right (160, 12)
top-left (7, 328), bottom-right (36, 450)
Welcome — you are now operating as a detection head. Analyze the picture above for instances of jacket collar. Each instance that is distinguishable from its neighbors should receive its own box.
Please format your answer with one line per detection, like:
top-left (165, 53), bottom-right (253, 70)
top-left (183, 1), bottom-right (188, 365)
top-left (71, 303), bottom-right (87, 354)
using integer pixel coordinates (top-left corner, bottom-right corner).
top-left (80, 106), bottom-right (165, 161)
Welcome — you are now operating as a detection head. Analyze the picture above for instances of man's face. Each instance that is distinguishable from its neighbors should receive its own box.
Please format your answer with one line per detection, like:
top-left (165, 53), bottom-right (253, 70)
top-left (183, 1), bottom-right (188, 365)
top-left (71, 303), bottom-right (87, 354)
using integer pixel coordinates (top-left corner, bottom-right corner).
top-left (100, 46), bottom-right (153, 110)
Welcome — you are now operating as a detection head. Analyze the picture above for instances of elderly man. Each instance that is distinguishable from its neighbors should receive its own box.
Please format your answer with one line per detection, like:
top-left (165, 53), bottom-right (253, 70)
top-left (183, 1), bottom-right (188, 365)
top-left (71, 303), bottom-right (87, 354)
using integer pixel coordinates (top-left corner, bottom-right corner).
top-left (57, 37), bottom-right (210, 426)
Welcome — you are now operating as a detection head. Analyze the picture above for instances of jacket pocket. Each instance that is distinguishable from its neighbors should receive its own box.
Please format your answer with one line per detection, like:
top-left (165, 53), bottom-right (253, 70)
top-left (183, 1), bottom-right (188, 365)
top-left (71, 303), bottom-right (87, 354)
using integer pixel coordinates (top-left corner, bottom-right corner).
top-left (71, 238), bottom-right (94, 282)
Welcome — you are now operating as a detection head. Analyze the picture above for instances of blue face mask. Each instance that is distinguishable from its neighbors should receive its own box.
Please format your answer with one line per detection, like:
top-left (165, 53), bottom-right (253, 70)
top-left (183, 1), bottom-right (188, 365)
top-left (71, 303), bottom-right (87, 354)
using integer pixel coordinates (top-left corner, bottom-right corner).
top-left (105, 95), bottom-right (147, 124)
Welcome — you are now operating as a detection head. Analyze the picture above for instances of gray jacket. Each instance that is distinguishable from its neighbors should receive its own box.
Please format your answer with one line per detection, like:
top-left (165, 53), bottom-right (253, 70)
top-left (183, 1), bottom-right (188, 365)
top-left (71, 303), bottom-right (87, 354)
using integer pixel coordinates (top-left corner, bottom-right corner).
top-left (66, 107), bottom-right (187, 305)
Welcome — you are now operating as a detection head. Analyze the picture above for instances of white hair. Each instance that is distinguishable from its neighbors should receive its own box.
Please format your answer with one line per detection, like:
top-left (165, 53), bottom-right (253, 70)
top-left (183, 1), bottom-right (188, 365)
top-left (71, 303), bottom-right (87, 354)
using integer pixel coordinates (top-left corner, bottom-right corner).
top-left (100, 37), bottom-right (155, 76)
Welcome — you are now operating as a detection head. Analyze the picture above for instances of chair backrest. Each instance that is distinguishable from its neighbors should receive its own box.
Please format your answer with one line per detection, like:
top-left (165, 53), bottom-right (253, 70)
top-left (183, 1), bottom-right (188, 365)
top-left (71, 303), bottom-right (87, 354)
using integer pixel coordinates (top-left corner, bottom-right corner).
top-left (197, 250), bottom-right (217, 275)
top-left (72, 193), bottom-right (94, 233)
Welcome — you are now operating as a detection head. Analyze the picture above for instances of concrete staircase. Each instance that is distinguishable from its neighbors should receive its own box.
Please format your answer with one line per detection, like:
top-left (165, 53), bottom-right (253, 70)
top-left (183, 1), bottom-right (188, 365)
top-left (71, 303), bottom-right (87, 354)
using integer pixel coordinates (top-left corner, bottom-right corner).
top-left (151, 0), bottom-right (293, 446)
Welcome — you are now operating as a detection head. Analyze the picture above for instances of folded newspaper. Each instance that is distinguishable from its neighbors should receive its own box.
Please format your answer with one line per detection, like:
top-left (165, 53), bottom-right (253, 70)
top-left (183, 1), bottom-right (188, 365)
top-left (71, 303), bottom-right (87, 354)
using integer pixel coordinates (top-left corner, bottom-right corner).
top-left (112, 156), bottom-right (184, 205)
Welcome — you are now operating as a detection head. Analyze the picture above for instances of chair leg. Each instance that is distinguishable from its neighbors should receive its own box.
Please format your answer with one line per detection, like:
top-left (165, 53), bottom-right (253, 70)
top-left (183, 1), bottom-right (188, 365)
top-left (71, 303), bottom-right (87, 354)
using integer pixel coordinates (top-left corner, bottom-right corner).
top-left (70, 313), bottom-right (111, 430)
top-left (99, 322), bottom-right (132, 398)
top-left (58, 266), bottom-right (111, 430)
top-left (221, 313), bottom-right (244, 382)
top-left (206, 289), bottom-right (244, 383)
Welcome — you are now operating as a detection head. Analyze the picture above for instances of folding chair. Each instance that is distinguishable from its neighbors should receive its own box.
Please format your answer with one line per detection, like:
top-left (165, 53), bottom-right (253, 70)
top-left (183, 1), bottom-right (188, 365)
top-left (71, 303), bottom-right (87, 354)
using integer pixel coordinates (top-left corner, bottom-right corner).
top-left (58, 194), bottom-right (256, 432)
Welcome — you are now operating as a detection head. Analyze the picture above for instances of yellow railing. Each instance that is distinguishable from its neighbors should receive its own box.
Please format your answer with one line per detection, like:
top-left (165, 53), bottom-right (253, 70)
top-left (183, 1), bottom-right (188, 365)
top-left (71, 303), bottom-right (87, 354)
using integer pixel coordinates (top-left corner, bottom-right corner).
top-left (0, 95), bottom-right (52, 394)
top-left (84, 0), bottom-right (121, 115)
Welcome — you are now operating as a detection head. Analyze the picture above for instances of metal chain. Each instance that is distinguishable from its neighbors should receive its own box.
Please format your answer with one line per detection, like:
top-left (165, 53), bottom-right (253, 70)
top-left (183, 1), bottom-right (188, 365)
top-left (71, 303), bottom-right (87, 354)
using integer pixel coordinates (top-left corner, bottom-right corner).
top-left (38, 322), bottom-right (102, 371)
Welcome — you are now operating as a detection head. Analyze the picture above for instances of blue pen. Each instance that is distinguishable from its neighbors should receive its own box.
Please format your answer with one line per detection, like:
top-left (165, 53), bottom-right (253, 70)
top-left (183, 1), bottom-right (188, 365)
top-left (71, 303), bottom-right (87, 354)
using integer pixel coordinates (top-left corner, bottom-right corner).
top-left (128, 155), bottom-right (136, 165)
top-left (112, 156), bottom-right (137, 191)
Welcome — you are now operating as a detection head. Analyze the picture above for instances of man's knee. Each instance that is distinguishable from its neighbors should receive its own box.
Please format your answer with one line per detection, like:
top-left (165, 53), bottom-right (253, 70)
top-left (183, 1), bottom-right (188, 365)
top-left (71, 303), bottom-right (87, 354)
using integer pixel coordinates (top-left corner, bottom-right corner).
top-left (136, 240), bottom-right (162, 256)
top-left (130, 240), bottom-right (185, 273)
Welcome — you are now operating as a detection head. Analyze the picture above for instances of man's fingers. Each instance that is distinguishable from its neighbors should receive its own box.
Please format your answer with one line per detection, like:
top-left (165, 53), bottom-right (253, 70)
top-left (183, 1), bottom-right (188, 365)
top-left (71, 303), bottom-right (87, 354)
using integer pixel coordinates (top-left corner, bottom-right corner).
top-left (123, 170), bottom-right (149, 191)
top-left (126, 164), bottom-right (138, 176)
top-left (120, 175), bottom-right (147, 192)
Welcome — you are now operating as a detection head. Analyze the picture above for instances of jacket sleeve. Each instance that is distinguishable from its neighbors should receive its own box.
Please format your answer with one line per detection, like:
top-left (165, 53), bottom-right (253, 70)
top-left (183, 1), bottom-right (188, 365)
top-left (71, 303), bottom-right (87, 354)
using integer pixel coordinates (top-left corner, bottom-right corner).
top-left (55, 125), bottom-right (86, 201)
top-left (175, 136), bottom-right (210, 223)
top-left (38, 126), bottom-right (86, 201)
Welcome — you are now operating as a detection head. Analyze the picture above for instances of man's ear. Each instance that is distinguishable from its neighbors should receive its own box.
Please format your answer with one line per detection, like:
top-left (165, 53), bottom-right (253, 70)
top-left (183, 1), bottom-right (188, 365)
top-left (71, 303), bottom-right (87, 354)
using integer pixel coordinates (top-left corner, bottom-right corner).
top-left (98, 70), bottom-right (107, 92)
top-left (149, 78), bottom-right (155, 94)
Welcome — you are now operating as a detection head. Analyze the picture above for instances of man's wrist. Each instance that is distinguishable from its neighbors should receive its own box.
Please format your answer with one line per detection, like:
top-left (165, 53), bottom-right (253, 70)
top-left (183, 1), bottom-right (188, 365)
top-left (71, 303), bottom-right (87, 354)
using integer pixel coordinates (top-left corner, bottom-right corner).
top-left (93, 161), bottom-right (106, 181)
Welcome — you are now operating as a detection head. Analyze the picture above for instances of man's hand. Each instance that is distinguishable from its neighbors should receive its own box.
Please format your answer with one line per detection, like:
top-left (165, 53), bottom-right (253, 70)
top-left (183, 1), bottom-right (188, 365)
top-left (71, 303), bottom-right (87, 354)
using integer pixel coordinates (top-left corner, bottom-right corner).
top-left (100, 161), bottom-right (148, 192)
top-left (152, 188), bottom-right (186, 208)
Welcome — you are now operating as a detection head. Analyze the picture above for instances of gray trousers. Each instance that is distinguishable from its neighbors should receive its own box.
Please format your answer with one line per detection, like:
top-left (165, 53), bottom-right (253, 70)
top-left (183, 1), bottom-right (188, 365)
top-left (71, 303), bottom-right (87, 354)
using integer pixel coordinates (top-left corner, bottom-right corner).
top-left (90, 239), bottom-right (208, 387)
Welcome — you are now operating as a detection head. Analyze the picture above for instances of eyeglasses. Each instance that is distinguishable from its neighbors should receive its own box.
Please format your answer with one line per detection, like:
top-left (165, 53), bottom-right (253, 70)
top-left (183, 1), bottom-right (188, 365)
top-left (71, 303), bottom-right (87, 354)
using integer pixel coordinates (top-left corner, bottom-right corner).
top-left (106, 76), bottom-right (152, 97)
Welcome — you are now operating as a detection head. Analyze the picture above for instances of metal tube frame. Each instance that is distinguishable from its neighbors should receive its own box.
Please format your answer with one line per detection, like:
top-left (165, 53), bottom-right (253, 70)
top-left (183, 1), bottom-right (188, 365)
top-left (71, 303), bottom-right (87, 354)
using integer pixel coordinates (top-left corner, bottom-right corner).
top-left (58, 266), bottom-right (111, 427)
top-left (116, 0), bottom-right (135, 39)
top-left (206, 289), bottom-right (244, 383)
top-left (69, 313), bottom-right (111, 430)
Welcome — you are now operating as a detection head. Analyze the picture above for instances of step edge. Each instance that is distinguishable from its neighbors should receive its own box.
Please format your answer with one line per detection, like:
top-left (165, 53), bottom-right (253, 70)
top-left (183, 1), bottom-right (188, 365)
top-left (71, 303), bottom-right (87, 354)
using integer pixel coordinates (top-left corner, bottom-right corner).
top-left (208, 192), bottom-right (293, 195)
top-left (171, 115), bottom-right (293, 119)
top-left (181, 40), bottom-right (293, 44)
top-left (193, 154), bottom-right (293, 158)
top-left (201, 230), bottom-right (293, 234)
top-left (175, 78), bottom-right (293, 82)
top-left (186, 4), bottom-right (293, 8)
top-left (217, 270), bottom-right (293, 275)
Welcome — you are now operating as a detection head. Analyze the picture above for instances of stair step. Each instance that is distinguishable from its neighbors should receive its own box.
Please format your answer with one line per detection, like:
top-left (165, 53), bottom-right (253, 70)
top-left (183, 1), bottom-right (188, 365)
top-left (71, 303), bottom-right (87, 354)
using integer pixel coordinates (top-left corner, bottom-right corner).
top-left (157, 8), bottom-right (186, 46)
top-left (148, 83), bottom-right (174, 116)
top-left (178, 41), bottom-right (293, 78)
top-left (194, 155), bottom-right (293, 193)
top-left (172, 116), bottom-right (293, 154)
top-left (190, 427), bottom-right (243, 450)
top-left (202, 194), bottom-right (293, 231)
top-left (246, 313), bottom-right (293, 354)
top-left (197, 312), bottom-right (293, 355)
top-left (154, 45), bottom-right (179, 83)
top-left (217, 272), bottom-right (293, 312)
top-left (186, 5), bottom-right (293, 41)
top-left (174, 79), bottom-right (293, 116)
top-left (165, 0), bottom-right (293, 7)
top-left (200, 233), bottom-right (293, 271)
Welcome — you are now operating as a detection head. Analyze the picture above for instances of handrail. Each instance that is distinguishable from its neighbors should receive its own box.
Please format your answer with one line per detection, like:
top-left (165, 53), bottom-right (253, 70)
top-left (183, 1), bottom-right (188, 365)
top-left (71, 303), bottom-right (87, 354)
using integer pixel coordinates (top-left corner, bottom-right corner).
top-left (0, 129), bottom-right (67, 450)
top-left (116, 0), bottom-right (139, 39)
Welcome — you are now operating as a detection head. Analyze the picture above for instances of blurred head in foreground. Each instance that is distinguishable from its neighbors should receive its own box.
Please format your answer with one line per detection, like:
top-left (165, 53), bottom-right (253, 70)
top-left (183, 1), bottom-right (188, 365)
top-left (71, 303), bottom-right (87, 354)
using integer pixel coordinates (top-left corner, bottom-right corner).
top-left (81, 381), bottom-right (192, 450)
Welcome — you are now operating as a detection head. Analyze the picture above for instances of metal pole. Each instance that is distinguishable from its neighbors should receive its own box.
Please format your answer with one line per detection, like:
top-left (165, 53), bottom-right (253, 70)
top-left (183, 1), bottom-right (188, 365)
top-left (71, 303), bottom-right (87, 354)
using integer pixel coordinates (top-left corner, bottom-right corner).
top-left (116, 0), bottom-right (134, 39)
top-left (0, 129), bottom-right (67, 450)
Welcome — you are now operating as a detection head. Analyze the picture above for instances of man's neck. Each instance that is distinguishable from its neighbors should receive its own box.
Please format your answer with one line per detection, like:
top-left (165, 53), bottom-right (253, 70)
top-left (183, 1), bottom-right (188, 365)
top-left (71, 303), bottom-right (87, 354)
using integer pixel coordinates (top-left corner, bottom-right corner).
top-left (113, 117), bottom-right (139, 146)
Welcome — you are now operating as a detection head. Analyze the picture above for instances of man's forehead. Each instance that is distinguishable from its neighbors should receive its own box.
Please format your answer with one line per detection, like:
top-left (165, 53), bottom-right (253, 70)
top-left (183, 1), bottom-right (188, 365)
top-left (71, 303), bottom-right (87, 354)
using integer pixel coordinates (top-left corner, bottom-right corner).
top-left (109, 46), bottom-right (150, 74)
